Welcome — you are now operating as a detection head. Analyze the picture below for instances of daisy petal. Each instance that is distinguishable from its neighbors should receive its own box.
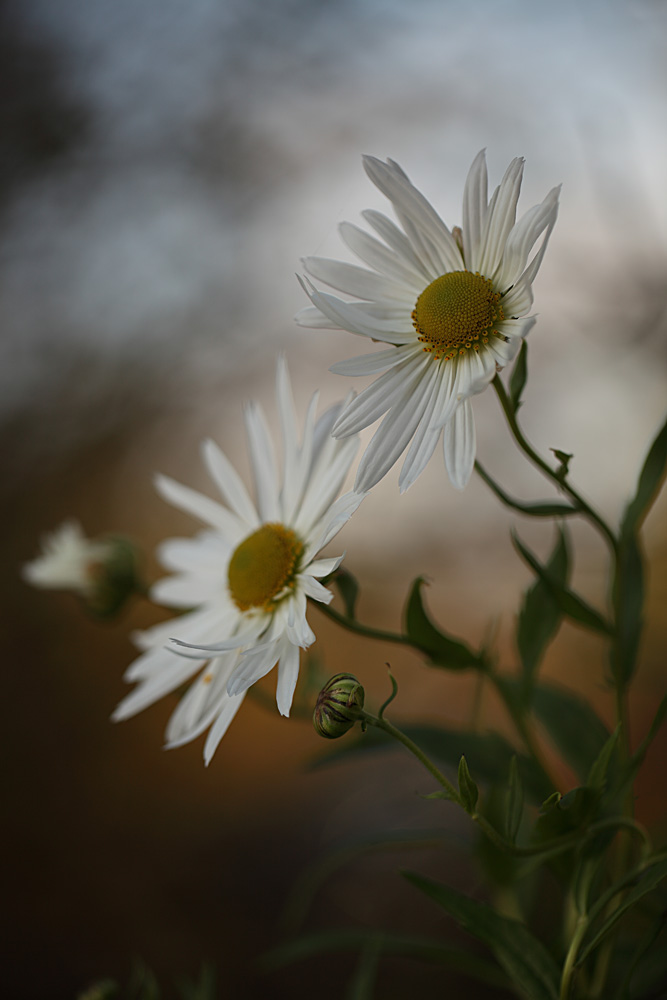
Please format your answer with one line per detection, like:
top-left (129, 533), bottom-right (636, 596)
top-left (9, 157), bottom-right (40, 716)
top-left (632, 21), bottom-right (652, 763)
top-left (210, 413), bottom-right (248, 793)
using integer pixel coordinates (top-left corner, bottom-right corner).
top-left (201, 439), bottom-right (258, 528)
top-left (155, 474), bottom-right (241, 539)
top-left (462, 149), bottom-right (488, 271)
top-left (443, 398), bottom-right (476, 491)
top-left (203, 691), bottom-right (247, 766)
top-left (276, 641), bottom-right (300, 717)
top-left (303, 256), bottom-right (415, 303)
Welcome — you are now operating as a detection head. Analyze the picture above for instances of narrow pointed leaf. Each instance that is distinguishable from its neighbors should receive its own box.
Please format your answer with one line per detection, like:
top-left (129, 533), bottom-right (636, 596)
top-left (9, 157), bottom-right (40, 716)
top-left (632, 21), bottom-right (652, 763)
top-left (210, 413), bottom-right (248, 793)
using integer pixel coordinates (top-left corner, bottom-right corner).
top-left (501, 678), bottom-right (610, 781)
top-left (404, 873), bottom-right (560, 1000)
top-left (509, 340), bottom-right (528, 412)
top-left (458, 756), bottom-right (479, 814)
top-left (622, 413), bottom-right (667, 534)
top-left (505, 756), bottom-right (524, 843)
top-left (261, 928), bottom-right (510, 989)
top-left (512, 531), bottom-right (613, 636)
top-left (476, 462), bottom-right (577, 518)
top-left (404, 577), bottom-right (484, 670)
top-left (331, 568), bottom-right (360, 620)
top-left (612, 694), bottom-right (667, 799)
top-left (611, 530), bottom-right (644, 689)
top-left (576, 857), bottom-right (667, 966)
top-left (517, 527), bottom-right (569, 701)
top-left (586, 726), bottom-right (620, 792)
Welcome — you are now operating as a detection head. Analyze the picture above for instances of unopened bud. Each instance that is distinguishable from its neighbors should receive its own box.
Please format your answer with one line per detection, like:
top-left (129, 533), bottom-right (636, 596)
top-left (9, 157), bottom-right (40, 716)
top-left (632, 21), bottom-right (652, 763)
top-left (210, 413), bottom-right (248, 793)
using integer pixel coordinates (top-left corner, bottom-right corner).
top-left (313, 673), bottom-right (365, 739)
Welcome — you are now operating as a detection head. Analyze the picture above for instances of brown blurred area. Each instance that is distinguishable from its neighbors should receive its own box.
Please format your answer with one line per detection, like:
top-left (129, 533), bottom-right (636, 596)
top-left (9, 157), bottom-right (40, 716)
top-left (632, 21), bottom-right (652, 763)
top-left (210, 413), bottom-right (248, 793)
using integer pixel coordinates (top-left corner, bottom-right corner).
top-left (2, 1), bottom-right (667, 998)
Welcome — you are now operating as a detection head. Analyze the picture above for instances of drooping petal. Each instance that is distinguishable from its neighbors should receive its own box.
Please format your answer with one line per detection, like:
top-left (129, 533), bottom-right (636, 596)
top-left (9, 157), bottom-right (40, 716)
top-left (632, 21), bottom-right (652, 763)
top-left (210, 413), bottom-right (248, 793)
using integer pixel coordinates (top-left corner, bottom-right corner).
top-left (275, 640), bottom-right (300, 717)
top-left (332, 351), bottom-right (429, 438)
top-left (203, 690), bottom-right (247, 766)
top-left (329, 344), bottom-right (413, 377)
top-left (443, 398), bottom-right (477, 490)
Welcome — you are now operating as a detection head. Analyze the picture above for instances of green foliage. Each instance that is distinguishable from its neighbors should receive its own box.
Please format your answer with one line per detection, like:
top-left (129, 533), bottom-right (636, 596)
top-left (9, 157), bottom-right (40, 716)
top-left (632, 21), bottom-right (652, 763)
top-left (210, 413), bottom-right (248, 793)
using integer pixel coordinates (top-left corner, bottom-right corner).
top-left (550, 448), bottom-right (574, 484)
top-left (403, 872), bottom-right (561, 1000)
top-left (345, 937), bottom-right (382, 1000)
top-left (532, 787), bottom-right (599, 844)
top-left (504, 757), bottom-right (525, 844)
top-left (576, 856), bottom-right (667, 967)
top-left (458, 755), bottom-right (479, 814)
top-left (331, 567), bottom-right (360, 619)
top-left (516, 527), bottom-right (569, 703)
top-left (509, 341), bottom-right (528, 412)
top-left (621, 412), bottom-right (667, 535)
top-left (586, 726), bottom-right (620, 793)
top-left (312, 722), bottom-right (551, 803)
top-left (613, 694), bottom-right (667, 799)
top-left (403, 577), bottom-right (485, 670)
top-left (501, 678), bottom-right (610, 782)
top-left (476, 462), bottom-right (578, 518)
top-left (261, 928), bottom-right (510, 990)
top-left (512, 530), bottom-right (613, 636)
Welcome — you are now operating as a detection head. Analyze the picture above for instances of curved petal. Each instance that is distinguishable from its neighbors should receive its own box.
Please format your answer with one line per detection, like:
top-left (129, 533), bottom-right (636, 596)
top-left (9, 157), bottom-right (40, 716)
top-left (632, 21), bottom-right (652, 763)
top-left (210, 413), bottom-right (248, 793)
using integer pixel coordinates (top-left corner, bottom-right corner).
top-left (462, 149), bottom-right (488, 270)
top-left (303, 256), bottom-right (415, 303)
top-left (275, 640), bottom-right (300, 717)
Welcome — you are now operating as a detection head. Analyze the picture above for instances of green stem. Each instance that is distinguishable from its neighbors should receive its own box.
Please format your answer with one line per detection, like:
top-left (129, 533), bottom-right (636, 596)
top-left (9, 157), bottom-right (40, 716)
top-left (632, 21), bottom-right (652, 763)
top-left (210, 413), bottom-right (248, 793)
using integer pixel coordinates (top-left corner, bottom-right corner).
top-left (318, 603), bottom-right (414, 647)
top-left (491, 376), bottom-right (618, 556)
top-left (560, 915), bottom-right (589, 1000)
top-left (359, 709), bottom-right (463, 807)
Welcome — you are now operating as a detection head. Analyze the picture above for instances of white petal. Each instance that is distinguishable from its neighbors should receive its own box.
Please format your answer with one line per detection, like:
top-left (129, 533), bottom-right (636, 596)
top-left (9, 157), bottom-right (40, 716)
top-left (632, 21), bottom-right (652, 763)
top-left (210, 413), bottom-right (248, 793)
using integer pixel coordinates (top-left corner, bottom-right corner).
top-left (339, 220), bottom-right (426, 287)
top-left (155, 474), bottom-right (242, 539)
top-left (151, 572), bottom-right (221, 609)
top-left (303, 256), bottom-right (415, 303)
top-left (286, 588), bottom-right (317, 647)
top-left (300, 279), bottom-right (409, 344)
top-left (276, 355), bottom-right (300, 500)
top-left (201, 439), bottom-right (258, 528)
top-left (398, 364), bottom-right (454, 492)
top-left (164, 651), bottom-right (238, 746)
top-left (462, 149), bottom-right (488, 271)
top-left (203, 690), bottom-right (247, 765)
top-left (362, 209), bottom-right (432, 281)
top-left (112, 655), bottom-right (204, 722)
top-left (305, 555), bottom-right (343, 578)
top-left (170, 618), bottom-right (267, 655)
top-left (494, 185), bottom-right (560, 291)
top-left (477, 158), bottom-right (524, 278)
top-left (332, 351), bottom-right (428, 438)
top-left (329, 344), bottom-right (414, 377)
top-left (303, 491), bottom-right (365, 562)
top-left (227, 638), bottom-right (282, 696)
top-left (443, 398), bottom-right (476, 490)
top-left (298, 573), bottom-right (334, 604)
top-left (354, 358), bottom-right (439, 492)
top-left (156, 533), bottom-right (229, 575)
top-left (362, 156), bottom-right (463, 274)
top-left (244, 401), bottom-right (280, 522)
top-left (275, 641), bottom-right (300, 717)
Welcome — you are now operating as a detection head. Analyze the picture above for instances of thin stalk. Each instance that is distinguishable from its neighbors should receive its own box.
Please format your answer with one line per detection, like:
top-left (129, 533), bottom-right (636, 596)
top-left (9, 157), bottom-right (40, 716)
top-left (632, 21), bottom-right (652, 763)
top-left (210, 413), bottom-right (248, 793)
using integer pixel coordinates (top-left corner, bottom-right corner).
top-left (560, 915), bottom-right (589, 1000)
top-left (491, 376), bottom-right (618, 556)
top-left (317, 602), bottom-right (413, 647)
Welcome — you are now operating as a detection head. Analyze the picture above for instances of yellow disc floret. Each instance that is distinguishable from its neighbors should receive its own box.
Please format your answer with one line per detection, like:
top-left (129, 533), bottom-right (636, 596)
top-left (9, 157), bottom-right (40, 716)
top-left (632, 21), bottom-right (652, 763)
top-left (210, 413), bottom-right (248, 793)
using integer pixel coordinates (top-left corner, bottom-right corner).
top-left (412, 270), bottom-right (504, 361)
top-left (228, 523), bottom-right (303, 611)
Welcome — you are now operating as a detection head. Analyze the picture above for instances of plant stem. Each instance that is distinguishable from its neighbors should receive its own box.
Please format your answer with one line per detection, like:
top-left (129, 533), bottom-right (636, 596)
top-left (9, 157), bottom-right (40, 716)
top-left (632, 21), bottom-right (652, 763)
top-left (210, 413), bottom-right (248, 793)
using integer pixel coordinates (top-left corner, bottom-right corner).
top-left (359, 709), bottom-right (463, 806)
top-left (560, 914), bottom-right (589, 1000)
top-left (491, 377), bottom-right (618, 556)
top-left (317, 602), bottom-right (414, 647)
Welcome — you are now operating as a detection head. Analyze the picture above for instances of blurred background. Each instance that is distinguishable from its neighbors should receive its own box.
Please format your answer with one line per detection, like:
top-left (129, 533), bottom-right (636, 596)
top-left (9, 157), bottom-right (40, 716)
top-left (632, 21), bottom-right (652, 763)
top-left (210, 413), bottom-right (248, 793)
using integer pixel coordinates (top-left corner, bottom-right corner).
top-left (3, 0), bottom-right (666, 996)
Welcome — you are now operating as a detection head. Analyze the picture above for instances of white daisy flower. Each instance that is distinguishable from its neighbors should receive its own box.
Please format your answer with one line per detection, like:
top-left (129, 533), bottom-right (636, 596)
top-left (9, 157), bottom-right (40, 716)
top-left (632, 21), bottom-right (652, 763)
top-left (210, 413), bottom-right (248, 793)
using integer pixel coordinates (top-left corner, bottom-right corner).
top-left (23, 520), bottom-right (113, 596)
top-left (298, 151), bottom-right (559, 491)
top-left (112, 358), bottom-right (364, 765)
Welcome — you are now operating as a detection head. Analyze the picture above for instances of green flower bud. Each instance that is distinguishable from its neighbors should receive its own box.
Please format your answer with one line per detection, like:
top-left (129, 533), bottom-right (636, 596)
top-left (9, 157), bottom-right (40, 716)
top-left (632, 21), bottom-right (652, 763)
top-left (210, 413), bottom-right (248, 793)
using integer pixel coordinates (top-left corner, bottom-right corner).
top-left (313, 673), bottom-right (365, 739)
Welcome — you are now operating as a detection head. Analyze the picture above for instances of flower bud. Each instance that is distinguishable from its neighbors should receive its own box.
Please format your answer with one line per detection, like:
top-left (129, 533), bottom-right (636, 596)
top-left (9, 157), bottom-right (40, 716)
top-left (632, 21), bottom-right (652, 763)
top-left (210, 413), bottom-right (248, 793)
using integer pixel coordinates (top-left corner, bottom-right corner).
top-left (313, 673), bottom-right (365, 739)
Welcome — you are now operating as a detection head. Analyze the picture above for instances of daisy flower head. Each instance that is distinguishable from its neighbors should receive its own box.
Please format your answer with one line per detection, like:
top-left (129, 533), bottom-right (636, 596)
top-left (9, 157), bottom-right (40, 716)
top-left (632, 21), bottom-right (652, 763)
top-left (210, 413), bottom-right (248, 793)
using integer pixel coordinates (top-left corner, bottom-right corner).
top-left (298, 151), bottom-right (560, 492)
top-left (23, 520), bottom-right (113, 596)
top-left (112, 358), bottom-right (364, 765)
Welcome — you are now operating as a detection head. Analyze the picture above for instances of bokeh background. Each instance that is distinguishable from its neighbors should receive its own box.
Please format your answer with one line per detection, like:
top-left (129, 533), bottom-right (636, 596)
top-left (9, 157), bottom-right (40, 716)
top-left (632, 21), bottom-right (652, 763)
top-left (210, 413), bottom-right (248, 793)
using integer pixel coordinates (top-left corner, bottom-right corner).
top-left (3, 0), bottom-right (666, 997)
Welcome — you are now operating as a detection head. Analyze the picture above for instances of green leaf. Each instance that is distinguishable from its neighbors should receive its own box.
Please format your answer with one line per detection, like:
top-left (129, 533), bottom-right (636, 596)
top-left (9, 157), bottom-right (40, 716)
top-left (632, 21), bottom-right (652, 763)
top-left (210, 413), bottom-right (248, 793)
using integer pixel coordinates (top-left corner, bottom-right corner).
top-left (458, 756), bottom-right (479, 814)
top-left (517, 527), bottom-right (569, 702)
top-left (531, 787), bottom-right (599, 843)
top-left (504, 756), bottom-right (524, 843)
top-left (586, 726), bottom-right (620, 792)
top-left (311, 723), bottom-right (551, 803)
top-left (512, 530), bottom-right (613, 636)
top-left (331, 568), bottom-right (359, 620)
top-left (618, 694), bottom-right (667, 796)
top-left (576, 856), bottom-right (667, 966)
top-left (550, 448), bottom-right (574, 484)
top-left (611, 530), bottom-right (644, 690)
top-left (403, 872), bottom-right (560, 1000)
top-left (502, 678), bottom-right (611, 781)
top-left (509, 340), bottom-right (528, 412)
top-left (260, 928), bottom-right (510, 990)
top-left (621, 413), bottom-right (667, 534)
top-left (345, 937), bottom-right (381, 1000)
top-left (475, 462), bottom-right (578, 518)
top-left (404, 578), bottom-right (484, 670)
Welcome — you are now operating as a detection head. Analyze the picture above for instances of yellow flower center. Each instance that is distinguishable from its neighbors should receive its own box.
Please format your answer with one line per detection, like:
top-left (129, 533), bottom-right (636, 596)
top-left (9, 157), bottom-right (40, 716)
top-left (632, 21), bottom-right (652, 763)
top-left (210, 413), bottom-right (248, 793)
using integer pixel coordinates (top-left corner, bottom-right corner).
top-left (227, 523), bottom-right (303, 611)
top-left (411, 270), bottom-right (504, 361)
